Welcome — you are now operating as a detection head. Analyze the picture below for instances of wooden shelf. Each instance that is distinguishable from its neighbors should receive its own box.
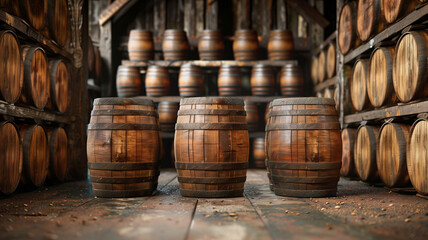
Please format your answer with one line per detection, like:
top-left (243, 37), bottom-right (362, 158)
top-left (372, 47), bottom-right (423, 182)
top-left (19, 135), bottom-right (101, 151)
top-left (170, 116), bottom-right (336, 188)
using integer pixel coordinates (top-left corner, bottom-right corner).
top-left (0, 101), bottom-right (70, 124)
top-left (343, 3), bottom-right (428, 64)
top-left (0, 9), bottom-right (72, 60)
top-left (314, 30), bottom-right (337, 55)
top-left (137, 96), bottom-right (283, 103)
top-left (122, 59), bottom-right (298, 68)
top-left (344, 100), bottom-right (428, 124)
top-left (314, 76), bottom-right (337, 92)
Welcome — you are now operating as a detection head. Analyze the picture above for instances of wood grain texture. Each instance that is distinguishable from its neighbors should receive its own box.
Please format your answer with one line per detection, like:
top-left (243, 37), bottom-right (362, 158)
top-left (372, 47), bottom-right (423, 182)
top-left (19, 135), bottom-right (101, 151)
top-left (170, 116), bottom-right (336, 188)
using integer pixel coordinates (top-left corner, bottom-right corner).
top-left (158, 101), bottom-right (179, 132)
top-left (145, 65), bottom-right (169, 97)
top-left (393, 30), bottom-right (428, 102)
top-left (20, 0), bottom-right (47, 30)
top-left (357, 0), bottom-right (384, 42)
top-left (218, 65), bottom-right (242, 96)
top-left (47, 0), bottom-right (68, 46)
top-left (351, 59), bottom-right (371, 111)
top-left (233, 29), bottom-right (259, 61)
top-left (381, 0), bottom-right (421, 24)
top-left (252, 137), bottom-right (265, 168)
top-left (174, 97), bottom-right (249, 198)
top-left (407, 119), bottom-right (428, 195)
top-left (341, 128), bottom-right (358, 178)
top-left (311, 57), bottom-right (319, 84)
top-left (317, 51), bottom-right (326, 82)
top-left (267, 30), bottom-right (294, 60)
top-left (47, 127), bottom-right (68, 182)
top-left (116, 65), bottom-right (142, 97)
top-left (354, 125), bottom-right (380, 182)
top-left (46, 59), bottom-right (70, 113)
top-left (266, 98), bottom-right (341, 197)
top-left (128, 30), bottom-right (154, 61)
top-left (178, 64), bottom-right (203, 97)
top-left (279, 64), bottom-right (303, 97)
top-left (326, 43), bottom-right (336, 78)
top-left (0, 30), bottom-right (23, 104)
top-left (338, 2), bottom-right (359, 54)
top-left (244, 101), bottom-right (259, 132)
top-left (162, 29), bottom-right (189, 60)
top-left (250, 65), bottom-right (275, 96)
top-left (0, 121), bottom-right (22, 194)
top-left (377, 122), bottom-right (410, 187)
top-left (198, 30), bottom-right (224, 60)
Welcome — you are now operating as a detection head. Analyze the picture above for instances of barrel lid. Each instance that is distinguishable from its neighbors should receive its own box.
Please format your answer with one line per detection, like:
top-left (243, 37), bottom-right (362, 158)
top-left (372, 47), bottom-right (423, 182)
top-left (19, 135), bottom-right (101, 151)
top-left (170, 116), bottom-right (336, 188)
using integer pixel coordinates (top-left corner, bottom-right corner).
top-left (272, 97), bottom-right (335, 106)
top-left (180, 97), bottom-right (244, 105)
top-left (94, 97), bottom-right (154, 106)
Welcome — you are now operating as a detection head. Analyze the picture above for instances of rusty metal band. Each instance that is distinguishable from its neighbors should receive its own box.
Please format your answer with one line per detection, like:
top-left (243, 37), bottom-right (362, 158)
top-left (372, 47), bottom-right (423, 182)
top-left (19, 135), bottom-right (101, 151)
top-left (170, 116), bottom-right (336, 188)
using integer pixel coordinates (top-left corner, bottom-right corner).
top-left (268, 109), bottom-right (337, 117)
top-left (94, 97), bottom-right (154, 106)
top-left (266, 123), bottom-right (340, 131)
top-left (177, 109), bottom-right (246, 116)
top-left (273, 187), bottom-right (337, 198)
top-left (272, 97), bottom-right (335, 106)
top-left (268, 162), bottom-right (341, 170)
top-left (88, 162), bottom-right (158, 170)
top-left (88, 123), bottom-right (159, 130)
top-left (177, 176), bottom-right (247, 184)
top-left (175, 162), bottom-right (248, 170)
top-left (175, 123), bottom-right (247, 130)
top-left (90, 176), bottom-right (158, 184)
top-left (91, 110), bottom-right (157, 116)
top-left (92, 189), bottom-right (154, 198)
top-left (180, 189), bottom-right (243, 198)
top-left (180, 97), bottom-right (244, 105)
top-left (271, 175), bottom-right (340, 184)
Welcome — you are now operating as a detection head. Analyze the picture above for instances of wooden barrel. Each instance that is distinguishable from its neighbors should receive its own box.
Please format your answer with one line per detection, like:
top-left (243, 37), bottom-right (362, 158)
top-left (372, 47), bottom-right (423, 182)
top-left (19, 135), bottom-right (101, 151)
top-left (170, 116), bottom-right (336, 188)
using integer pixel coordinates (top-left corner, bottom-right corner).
top-left (116, 65), bottom-right (142, 97)
top-left (88, 37), bottom-right (95, 76)
top-left (87, 98), bottom-right (161, 198)
top-left (311, 57), bottom-right (319, 84)
top-left (250, 64), bottom-right (275, 96)
top-left (0, 121), bottom-right (22, 195)
top-left (198, 30), bottom-right (224, 60)
top-left (393, 30), bottom-right (428, 103)
top-left (341, 128), bottom-right (358, 178)
top-left (264, 103), bottom-right (270, 124)
top-left (47, 127), bottom-right (68, 182)
top-left (20, 46), bottom-right (50, 109)
top-left (265, 102), bottom-right (274, 191)
top-left (326, 43), bottom-right (336, 78)
top-left (252, 138), bottom-right (265, 168)
top-left (267, 30), bottom-right (294, 60)
top-left (47, 0), bottom-right (68, 46)
top-left (20, 0), bottom-right (47, 30)
top-left (323, 88), bottom-right (333, 99)
top-left (128, 30), bottom-right (154, 61)
top-left (354, 125), bottom-right (380, 182)
top-left (357, 0), bottom-right (384, 42)
top-left (145, 65), bottom-right (170, 97)
top-left (0, 0), bottom-right (20, 16)
top-left (280, 64), bottom-right (303, 97)
top-left (368, 47), bottom-right (396, 107)
top-left (46, 59), bottom-right (70, 113)
top-left (218, 65), bottom-right (241, 96)
top-left (0, 30), bottom-right (23, 104)
top-left (233, 29), bottom-right (259, 61)
top-left (162, 29), bottom-right (189, 60)
top-left (20, 124), bottom-right (49, 187)
top-left (351, 59), bottom-right (371, 111)
top-left (338, 2), bottom-right (359, 54)
top-left (377, 122), bottom-right (410, 187)
top-left (158, 101), bottom-right (179, 132)
top-left (382, 0), bottom-right (421, 24)
top-left (317, 51), bottom-right (326, 82)
top-left (266, 98), bottom-right (341, 197)
top-left (178, 64), bottom-right (203, 97)
top-left (407, 118), bottom-right (428, 195)
top-left (244, 101), bottom-right (259, 131)
top-left (174, 97), bottom-right (249, 198)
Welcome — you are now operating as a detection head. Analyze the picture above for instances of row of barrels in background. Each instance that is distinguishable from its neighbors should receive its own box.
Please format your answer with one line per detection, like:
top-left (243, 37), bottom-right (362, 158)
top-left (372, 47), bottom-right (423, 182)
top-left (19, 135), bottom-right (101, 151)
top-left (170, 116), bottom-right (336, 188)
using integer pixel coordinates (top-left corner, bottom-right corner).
top-left (311, 43), bottom-right (336, 84)
top-left (0, 0), bottom-right (69, 47)
top-left (128, 29), bottom-right (295, 61)
top-left (116, 64), bottom-right (304, 98)
top-left (0, 121), bottom-right (68, 195)
top-left (350, 30), bottom-right (428, 111)
top-left (338, 0), bottom-right (426, 54)
top-left (341, 120), bottom-right (428, 196)
top-left (0, 30), bottom-right (71, 112)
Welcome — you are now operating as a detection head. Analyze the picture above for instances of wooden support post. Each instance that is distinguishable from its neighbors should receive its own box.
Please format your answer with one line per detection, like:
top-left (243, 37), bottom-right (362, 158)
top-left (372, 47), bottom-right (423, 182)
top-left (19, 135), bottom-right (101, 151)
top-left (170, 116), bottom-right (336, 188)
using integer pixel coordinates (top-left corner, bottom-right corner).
top-left (154, 0), bottom-right (166, 40)
top-left (276, 0), bottom-right (287, 30)
top-left (99, 21), bottom-right (113, 96)
top-left (206, 0), bottom-right (218, 30)
top-left (241, 0), bottom-right (251, 29)
top-left (261, 0), bottom-right (273, 47)
top-left (185, 0), bottom-right (196, 38)
top-left (337, 0), bottom-right (344, 127)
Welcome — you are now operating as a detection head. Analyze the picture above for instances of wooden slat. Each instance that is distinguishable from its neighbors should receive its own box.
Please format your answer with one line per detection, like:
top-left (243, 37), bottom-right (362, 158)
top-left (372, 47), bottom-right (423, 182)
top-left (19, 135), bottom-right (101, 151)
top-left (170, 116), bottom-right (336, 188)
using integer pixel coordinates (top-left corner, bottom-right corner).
top-left (122, 60), bottom-right (297, 67)
top-left (284, 0), bottom-right (330, 28)
top-left (0, 101), bottom-right (70, 123)
top-left (98, 0), bottom-right (130, 26)
top-left (314, 76), bottom-right (337, 92)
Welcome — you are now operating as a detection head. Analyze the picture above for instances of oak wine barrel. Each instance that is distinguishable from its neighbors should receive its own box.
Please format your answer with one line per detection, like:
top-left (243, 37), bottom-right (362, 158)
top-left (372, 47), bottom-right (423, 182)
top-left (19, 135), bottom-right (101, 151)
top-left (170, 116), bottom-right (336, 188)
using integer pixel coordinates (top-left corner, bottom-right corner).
top-left (87, 98), bottom-right (161, 198)
top-left (393, 30), bottom-right (428, 103)
top-left (267, 30), bottom-right (294, 60)
top-left (116, 65), bottom-right (142, 97)
top-left (326, 43), bottom-right (336, 78)
top-left (158, 101), bottom-right (179, 132)
top-left (250, 65), bottom-right (275, 96)
top-left (0, 30), bottom-right (23, 104)
top-left (280, 64), bottom-right (303, 97)
top-left (311, 57), bottom-right (319, 84)
top-left (357, 0), bottom-right (384, 42)
top-left (244, 101), bottom-right (259, 131)
top-left (377, 122), bottom-right (410, 187)
top-left (145, 65), bottom-right (170, 97)
top-left (341, 128), bottom-right (358, 178)
top-left (20, 124), bottom-right (49, 187)
top-left (174, 97), bottom-right (249, 197)
top-left (339, 2), bottom-right (359, 54)
top-left (266, 98), bottom-right (341, 197)
top-left (46, 59), bottom-right (70, 113)
top-left (368, 47), bottom-right (397, 107)
top-left (0, 0), bottom-right (20, 16)
top-left (198, 30), bottom-right (224, 60)
top-left (0, 121), bottom-right (22, 195)
top-left (128, 30), bottom-right (154, 61)
top-left (218, 65), bottom-right (242, 96)
top-left (351, 59), bottom-right (371, 111)
top-left (407, 119), bottom-right (428, 195)
top-left (20, 0), bottom-right (47, 30)
top-left (178, 64), bottom-right (203, 97)
top-left (233, 30), bottom-right (259, 61)
top-left (265, 102), bottom-right (274, 191)
top-left (20, 46), bottom-right (50, 109)
top-left (162, 29), bottom-right (189, 60)
top-left (317, 51), bottom-right (326, 82)
top-left (47, 127), bottom-right (68, 182)
top-left (354, 125), bottom-right (380, 182)
top-left (382, 0), bottom-right (421, 24)
top-left (252, 138), bottom-right (265, 168)
top-left (47, 0), bottom-right (69, 46)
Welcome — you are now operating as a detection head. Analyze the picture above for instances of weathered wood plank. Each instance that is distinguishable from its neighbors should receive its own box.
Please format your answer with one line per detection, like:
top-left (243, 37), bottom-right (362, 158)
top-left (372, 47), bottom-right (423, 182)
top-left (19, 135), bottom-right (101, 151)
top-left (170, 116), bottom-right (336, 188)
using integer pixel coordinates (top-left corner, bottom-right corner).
top-left (121, 59), bottom-right (297, 67)
top-left (314, 76), bottom-right (337, 92)
top-left (284, 0), bottom-right (329, 28)
top-left (241, 0), bottom-right (251, 29)
top-left (206, 0), bottom-right (218, 30)
top-left (99, 0), bottom-right (130, 25)
top-left (276, 0), bottom-right (287, 30)
top-left (154, 0), bottom-right (166, 40)
top-left (185, 0), bottom-right (197, 37)
top-left (0, 101), bottom-right (70, 123)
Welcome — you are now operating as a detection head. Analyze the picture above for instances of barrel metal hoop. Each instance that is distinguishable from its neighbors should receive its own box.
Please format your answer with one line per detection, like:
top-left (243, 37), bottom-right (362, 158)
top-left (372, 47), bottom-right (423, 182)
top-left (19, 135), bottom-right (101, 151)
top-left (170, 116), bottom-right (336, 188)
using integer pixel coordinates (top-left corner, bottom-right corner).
top-left (175, 162), bottom-right (249, 170)
top-left (273, 188), bottom-right (337, 198)
top-left (179, 189), bottom-right (243, 198)
top-left (271, 175), bottom-right (340, 184)
top-left (268, 109), bottom-right (337, 117)
top-left (92, 189), bottom-right (154, 198)
top-left (178, 109), bottom-right (246, 116)
top-left (268, 162), bottom-right (342, 170)
top-left (88, 162), bottom-right (158, 170)
top-left (177, 176), bottom-right (247, 184)
top-left (90, 176), bottom-right (157, 184)
top-left (266, 123), bottom-right (340, 131)
top-left (88, 123), bottom-right (159, 130)
top-left (91, 110), bottom-right (157, 116)
top-left (175, 123), bottom-right (247, 130)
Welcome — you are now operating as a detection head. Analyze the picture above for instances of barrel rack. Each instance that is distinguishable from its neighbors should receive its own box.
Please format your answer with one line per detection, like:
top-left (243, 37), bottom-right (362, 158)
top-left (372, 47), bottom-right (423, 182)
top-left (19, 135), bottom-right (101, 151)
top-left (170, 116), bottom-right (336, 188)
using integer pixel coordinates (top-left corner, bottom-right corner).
top-left (312, 31), bottom-right (337, 98)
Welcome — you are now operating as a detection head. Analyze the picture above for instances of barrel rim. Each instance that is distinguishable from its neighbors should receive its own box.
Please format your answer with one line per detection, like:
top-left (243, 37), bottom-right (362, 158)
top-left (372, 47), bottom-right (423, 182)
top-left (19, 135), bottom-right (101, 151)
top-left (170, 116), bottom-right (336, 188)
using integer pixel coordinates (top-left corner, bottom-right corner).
top-left (271, 97), bottom-right (335, 106)
top-left (93, 97), bottom-right (154, 106)
top-left (180, 97), bottom-right (244, 105)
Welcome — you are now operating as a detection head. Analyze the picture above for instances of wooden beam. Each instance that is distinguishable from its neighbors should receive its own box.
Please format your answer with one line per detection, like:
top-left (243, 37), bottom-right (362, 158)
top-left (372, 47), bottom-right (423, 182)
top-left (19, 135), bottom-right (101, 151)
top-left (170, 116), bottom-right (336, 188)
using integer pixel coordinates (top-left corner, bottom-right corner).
top-left (284, 0), bottom-right (329, 28)
top-left (98, 0), bottom-right (130, 25)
